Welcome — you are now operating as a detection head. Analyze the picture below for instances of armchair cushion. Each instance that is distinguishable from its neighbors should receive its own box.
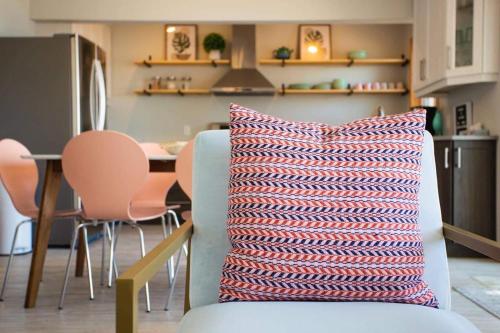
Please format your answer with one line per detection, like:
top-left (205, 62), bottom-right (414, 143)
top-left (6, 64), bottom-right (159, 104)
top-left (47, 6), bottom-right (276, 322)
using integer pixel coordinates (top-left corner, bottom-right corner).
top-left (219, 104), bottom-right (437, 307)
top-left (177, 302), bottom-right (479, 333)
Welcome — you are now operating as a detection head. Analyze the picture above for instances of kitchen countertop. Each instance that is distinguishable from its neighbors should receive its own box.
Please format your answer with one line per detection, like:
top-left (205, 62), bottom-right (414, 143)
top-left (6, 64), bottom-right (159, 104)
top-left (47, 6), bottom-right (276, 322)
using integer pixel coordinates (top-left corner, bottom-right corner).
top-left (433, 135), bottom-right (498, 141)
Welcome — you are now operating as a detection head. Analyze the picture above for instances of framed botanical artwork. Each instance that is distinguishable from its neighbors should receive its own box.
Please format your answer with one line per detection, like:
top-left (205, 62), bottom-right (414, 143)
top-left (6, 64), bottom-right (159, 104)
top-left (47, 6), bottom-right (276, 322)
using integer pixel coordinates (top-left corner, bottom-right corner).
top-left (298, 25), bottom-right (331, 61)
top-left (165, 24), bottom-right (197, 61)
top-left (453, 102), bottom-right (473, 135)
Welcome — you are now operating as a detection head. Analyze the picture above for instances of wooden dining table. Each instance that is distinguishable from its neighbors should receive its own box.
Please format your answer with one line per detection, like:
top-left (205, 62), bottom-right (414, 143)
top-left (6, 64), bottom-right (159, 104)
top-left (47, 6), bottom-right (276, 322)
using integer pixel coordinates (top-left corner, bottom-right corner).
top-left (22, 154), bottom-right (177, 308)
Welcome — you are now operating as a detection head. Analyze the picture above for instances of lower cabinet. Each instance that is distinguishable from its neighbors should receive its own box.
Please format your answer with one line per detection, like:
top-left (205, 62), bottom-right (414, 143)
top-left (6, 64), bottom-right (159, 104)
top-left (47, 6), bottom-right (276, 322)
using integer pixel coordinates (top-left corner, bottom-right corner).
top-left (434, 137), bottom-right (497, 256)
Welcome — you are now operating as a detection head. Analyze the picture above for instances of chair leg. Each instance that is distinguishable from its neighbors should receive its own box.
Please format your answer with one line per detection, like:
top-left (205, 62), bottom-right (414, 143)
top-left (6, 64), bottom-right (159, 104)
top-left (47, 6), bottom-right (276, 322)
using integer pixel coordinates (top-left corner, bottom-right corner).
top-left (82, 226), bottom-right (94, 300)
top-left (135, 224), bottom-right (151, 313)
top-left (165, 247), bottom-right (184, 311)
top-left (168, 210), bottom-right (188, 255)
top-left (0, 219), bottom-right (33, 301)
top-left (59, 222), bottom-right (91, 309)
top-left (100, 223), bottom-right (107, 286)
top-left (107, 221), bottom-right (122, 287)
top-left (161, 215), bottom-right (174, 285)
top-left (107, 221), bottom-right (116, 288)
top-left (105, 222), bottom-right (119, 282)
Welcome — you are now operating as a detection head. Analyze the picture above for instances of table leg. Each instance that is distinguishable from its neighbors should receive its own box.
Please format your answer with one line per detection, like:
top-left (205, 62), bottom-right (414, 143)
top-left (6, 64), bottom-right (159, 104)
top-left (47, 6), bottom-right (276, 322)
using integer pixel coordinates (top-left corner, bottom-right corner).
top-left (75, 229), bottom-right (86, 277)
top-left (24, 160), bottom-right (62, 308)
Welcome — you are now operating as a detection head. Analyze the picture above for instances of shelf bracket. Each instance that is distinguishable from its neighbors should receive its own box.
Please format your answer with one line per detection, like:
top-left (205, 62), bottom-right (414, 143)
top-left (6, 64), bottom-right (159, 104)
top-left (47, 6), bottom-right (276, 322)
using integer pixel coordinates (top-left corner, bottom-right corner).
top-left (401, 88), bottom-right (409, 96)
top-left (347, 86), bottom-right (354, 96)
top-left (280, 83), bottom-right (286, 96)
top-left (401, 54), bottom-right (409, 67)
top-left (211, 60), bottom-right (218, 68)
top-left (143, 60), bottom-right (152, 68)
top-left (281, 59), bottom-right (286, 67)
top-left (347, 58), bottom-right (354, 67)
top-left (177, 89), bottom-right (185, 96)
top-left (143, 89), bottom-right (152, 96)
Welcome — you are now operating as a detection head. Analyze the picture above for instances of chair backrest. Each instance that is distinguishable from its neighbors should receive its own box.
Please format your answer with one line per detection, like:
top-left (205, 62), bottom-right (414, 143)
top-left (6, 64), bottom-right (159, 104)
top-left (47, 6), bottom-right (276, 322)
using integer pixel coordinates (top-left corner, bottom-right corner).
top-left (175, 140), bottom-right (194, 199)
top-left (62, 131), bottom-right (149, 221)
top-left (0, 139), bottom-right (38, 217)
top-left (190, 130), bottom-right (451, 310)
top-left (132, 143), bottom-right (176, 207)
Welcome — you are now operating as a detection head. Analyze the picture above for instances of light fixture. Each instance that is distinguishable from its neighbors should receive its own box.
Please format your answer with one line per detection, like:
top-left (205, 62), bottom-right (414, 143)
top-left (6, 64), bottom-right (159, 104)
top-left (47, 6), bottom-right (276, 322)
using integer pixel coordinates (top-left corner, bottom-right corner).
top-left (307, 45), bottom-right (318, 54)
top-left (166, 26), bottom-right (176, 33)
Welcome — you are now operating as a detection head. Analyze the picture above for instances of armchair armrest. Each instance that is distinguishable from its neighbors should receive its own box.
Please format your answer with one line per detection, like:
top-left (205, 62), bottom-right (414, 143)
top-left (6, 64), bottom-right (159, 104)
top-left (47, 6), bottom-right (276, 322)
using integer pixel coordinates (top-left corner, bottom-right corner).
top-left (443, 223), bottom-right (500, 261)
top-left (116, 219), bottom-right (193, 333)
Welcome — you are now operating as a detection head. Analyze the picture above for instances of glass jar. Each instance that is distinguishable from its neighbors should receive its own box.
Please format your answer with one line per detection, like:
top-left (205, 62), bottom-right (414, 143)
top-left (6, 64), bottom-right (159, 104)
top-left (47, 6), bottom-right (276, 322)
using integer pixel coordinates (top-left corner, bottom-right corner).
top-left (181, 76), bottom-right (192, 90)
top-left (166, 76), bottom-right (177, 90)
top-left (151, 76), bottom-right (161, 89)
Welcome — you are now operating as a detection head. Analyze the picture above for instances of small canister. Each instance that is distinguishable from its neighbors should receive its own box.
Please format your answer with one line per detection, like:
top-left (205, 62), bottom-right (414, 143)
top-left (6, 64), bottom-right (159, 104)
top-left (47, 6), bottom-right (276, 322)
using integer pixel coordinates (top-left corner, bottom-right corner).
top-left (166, 76), bottom-right (177, 90)
top-left (181, 76), bottom-right (192, 90)
top-left (151, 76), bottom-right (161, 89)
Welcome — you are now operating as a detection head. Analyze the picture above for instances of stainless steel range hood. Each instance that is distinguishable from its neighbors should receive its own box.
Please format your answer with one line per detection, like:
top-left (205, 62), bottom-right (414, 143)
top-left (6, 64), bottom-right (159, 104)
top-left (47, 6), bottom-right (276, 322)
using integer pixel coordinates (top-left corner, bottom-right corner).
top-left (211, 25), bottom-right (276, 96)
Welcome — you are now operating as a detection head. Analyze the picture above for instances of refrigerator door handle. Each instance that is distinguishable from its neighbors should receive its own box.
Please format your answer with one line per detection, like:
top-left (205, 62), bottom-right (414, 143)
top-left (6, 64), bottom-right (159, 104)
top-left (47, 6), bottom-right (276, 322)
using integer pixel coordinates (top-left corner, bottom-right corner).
top-left (89, 59), bottom-right (106, 131)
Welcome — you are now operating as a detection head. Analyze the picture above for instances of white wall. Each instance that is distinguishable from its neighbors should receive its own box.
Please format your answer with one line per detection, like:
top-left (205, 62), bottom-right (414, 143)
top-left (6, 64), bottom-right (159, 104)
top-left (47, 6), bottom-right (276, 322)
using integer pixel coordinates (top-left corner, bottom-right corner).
top-left (30, 0), bottom-right (413, 23)
top-left (109, 23), bottom-right (412, 142)
top-left (0, 1), bottom-right (112, 94)
top-left (444, 82), bottom-right (500, 239)
top-left (0, 0), bottom-right (36, 35)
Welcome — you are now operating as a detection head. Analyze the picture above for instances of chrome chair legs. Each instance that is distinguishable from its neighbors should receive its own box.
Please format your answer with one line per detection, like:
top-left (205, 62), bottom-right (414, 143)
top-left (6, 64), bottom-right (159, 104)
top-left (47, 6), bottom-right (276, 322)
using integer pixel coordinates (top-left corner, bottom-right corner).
top-left (164, 245), bottom-right (185, 310)
top-left (59, 221), bottom-right (96, 309)
top-left (120, 221), bottom-right (151, 313)
top-left (0, 218), bottom-right (34, 301)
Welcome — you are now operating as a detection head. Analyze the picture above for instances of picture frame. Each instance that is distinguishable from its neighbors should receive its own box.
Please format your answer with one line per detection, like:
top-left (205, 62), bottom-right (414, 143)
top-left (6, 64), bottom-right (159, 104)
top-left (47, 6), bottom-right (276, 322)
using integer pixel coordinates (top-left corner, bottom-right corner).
top-left (298, 24), bottom-right (332, 61)
top-left (453, 102), bottom-right (473, 135)
top-left (165, 24), bottom-right (198, 61)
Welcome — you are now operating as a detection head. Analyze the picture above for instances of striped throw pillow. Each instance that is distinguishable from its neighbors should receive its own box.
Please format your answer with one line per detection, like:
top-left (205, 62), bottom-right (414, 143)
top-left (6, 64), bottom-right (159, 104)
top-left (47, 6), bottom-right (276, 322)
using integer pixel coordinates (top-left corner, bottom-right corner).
top-left (218, 104), bottom-right (438, 308)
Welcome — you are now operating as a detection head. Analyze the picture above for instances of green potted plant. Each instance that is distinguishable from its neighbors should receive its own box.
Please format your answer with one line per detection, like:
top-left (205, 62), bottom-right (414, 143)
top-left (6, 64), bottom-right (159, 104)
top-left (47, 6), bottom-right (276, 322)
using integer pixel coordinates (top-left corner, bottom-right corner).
top-left (203, 33), bottom-right (226, 60)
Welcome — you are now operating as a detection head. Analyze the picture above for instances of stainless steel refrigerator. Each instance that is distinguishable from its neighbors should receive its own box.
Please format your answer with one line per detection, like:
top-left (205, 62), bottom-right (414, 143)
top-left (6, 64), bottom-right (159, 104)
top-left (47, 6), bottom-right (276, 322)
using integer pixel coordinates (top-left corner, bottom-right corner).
top-left (0, 34), bottom-right (107, 246)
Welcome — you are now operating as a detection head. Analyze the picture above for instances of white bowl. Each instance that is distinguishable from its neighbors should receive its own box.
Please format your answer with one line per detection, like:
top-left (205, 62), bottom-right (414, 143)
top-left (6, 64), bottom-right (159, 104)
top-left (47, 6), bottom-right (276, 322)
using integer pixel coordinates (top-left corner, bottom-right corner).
top-left (163, 141), bottom-right (188, 155)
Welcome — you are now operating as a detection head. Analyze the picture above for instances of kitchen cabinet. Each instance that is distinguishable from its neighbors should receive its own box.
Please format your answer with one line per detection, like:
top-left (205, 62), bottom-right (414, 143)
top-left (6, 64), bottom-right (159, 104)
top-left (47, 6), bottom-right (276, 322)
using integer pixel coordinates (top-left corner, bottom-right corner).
top-left (413, 0), bottom-right (499, 97)
top-left (413, 0), bottom-right (429, 91)
top-left (434, 136), bottom-right (497, 256)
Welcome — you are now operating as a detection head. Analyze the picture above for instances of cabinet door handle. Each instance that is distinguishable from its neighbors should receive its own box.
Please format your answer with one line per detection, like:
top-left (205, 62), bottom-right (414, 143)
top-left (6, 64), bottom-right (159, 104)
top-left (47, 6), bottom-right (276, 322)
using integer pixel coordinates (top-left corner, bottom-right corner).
top-left (456, 147), bottom-right (462, 168)
top-left (420, 59), bottom-right (427, 81)
top-left (447, 46), bottom-right (452, 69)
top-left (444, 147), bottom-right (449, 169)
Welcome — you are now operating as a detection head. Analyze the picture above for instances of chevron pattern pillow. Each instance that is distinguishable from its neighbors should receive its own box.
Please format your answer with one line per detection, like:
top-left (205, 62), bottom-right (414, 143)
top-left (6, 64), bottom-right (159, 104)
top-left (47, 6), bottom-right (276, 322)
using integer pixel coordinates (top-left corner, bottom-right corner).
top-left (218, 104), bottom-right (438, 307)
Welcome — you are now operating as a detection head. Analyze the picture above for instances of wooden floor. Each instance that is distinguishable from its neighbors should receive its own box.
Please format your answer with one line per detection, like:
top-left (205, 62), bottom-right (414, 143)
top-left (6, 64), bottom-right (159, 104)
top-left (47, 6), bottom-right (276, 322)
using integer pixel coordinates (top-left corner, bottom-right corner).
top-left (0, 224), bottom-right (498, 333)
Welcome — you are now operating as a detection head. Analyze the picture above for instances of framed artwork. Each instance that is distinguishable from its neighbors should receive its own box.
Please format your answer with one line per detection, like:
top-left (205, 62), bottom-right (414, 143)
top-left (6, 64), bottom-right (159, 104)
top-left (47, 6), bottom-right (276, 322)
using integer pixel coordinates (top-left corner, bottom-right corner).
top-left (165, 25), bottom-right (197, 61)
top-left (298, 25), bottom-right (331, 61)
top-left (453, 102), bottom-right (473, 135)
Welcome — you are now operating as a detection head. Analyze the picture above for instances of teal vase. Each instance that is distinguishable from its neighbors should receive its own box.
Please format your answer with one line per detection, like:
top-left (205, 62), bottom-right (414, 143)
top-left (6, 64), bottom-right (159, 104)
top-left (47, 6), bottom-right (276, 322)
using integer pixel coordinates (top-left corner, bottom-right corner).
top-left (432, 111), bottom-right (443, 135)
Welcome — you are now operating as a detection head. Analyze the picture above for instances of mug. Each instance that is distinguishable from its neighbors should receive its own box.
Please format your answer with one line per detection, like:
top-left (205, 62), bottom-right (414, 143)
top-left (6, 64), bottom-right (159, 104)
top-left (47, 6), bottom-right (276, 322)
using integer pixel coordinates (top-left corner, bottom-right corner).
top-left (372, 82), bottom-right (381, 90)
top-left (353, 83), bottom-right (363, 90)
top-left (363, 82), bottom-right (372, 90)
top-left (396, 82), bottom-right (405, 90)
top-left (380, 82), bottom-right (388, 90)
top-left (388, 82), bottom-right (396, 90)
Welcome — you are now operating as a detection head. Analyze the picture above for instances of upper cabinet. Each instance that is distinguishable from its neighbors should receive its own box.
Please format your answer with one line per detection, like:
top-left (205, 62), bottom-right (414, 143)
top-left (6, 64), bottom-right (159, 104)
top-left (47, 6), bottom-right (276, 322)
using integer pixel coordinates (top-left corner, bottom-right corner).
top-left (413, 0), bottom-right (499, 97)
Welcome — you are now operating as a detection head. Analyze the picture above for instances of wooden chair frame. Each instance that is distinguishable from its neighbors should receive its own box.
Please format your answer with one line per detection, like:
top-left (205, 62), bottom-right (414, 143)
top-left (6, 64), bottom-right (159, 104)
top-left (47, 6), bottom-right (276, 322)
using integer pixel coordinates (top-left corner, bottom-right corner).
top-left (116, 221), bottom-right (500, 333)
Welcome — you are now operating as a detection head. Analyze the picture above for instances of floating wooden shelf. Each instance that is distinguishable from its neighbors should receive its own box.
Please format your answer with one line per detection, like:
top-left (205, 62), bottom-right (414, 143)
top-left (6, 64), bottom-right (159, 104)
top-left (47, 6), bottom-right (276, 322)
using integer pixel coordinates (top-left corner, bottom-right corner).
top-left (353, 89), bottom-right (407, 94)
top-left (134, 59), bottom-right (230, 67)
top-left (134, 88), bottom-right (211, 96)
top-left (259, 58), bottom-right (409, 67)
top-left (280, 88), bottom-right (407, 96)
top-left (284, 89), bottom-right (351, 94)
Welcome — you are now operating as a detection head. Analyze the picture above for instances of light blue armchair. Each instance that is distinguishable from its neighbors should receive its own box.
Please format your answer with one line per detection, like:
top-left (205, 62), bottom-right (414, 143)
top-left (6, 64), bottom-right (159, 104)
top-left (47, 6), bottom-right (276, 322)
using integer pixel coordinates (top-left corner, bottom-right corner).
top-left (117, 130), bottom-right (500, 333)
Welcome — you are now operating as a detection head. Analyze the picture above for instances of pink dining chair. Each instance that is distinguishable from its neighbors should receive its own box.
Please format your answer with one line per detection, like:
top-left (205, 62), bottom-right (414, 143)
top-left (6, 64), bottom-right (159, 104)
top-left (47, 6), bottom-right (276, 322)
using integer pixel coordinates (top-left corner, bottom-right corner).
top-left (0, 139), bottom-right (80, 301)
top-left (59, 131), bottom-right (167, 312)
top-left (164, 139), bottom-right (194, 310)
top-left (104, 143), bottom-right (181, 288)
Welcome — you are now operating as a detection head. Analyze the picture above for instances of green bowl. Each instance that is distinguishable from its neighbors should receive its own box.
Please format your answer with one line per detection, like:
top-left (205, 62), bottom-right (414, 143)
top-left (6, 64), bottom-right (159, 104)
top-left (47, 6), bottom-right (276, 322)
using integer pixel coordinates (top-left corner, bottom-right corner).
top-left (348, 50), bottom-right (368, 59)
top-left (332, 78), bottom-right (348, 90)
top-left (288, 83), bottom-right (313, 90)
top-left (312, 82), bottom-right (332, 90)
